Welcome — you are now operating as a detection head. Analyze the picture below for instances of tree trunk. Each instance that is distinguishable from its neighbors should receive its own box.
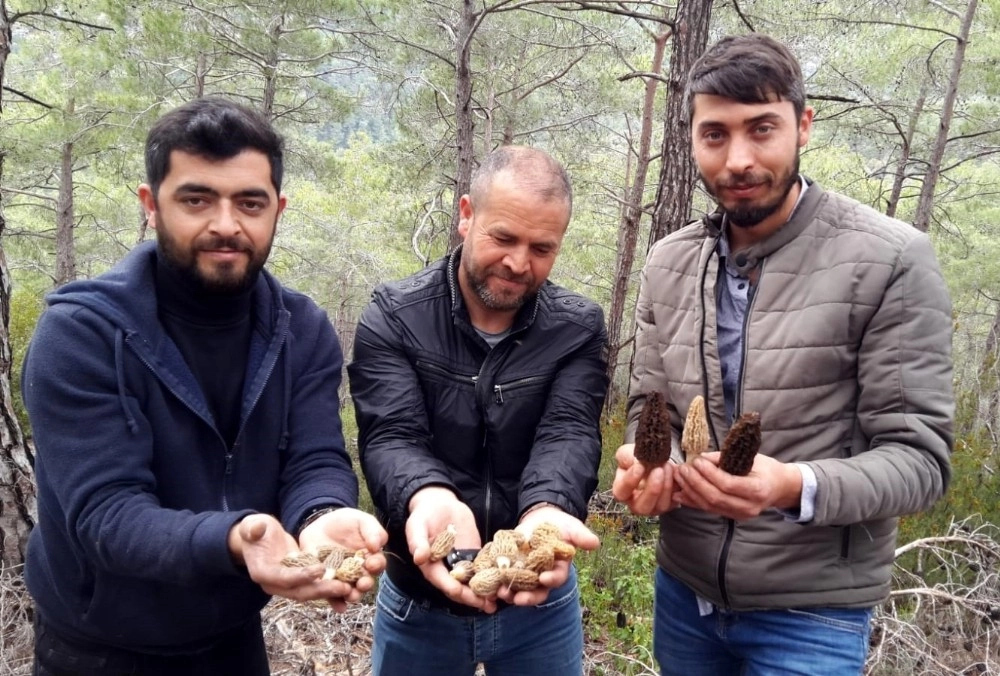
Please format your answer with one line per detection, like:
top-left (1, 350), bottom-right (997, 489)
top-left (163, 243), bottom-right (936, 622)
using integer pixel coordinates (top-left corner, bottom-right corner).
top-left (912, 0), bottom-right (978, 233)
top-left (449, 0), bottom-right (476, 250)
top-left (976, 301), bottom-right (1000, 441)
top-left (0, 0), bottom-right (36, 568)
top-left (55, 104), bottom-right (77, 287)
top-left (195, 52), bottom-right (207, 98)
top-left (605, 19), bottom-right (671, 414)
top-left (648, 0), bottom-right (713, 248)
top-left (885, 78), bottom-right (928, 218)
top-left (262, 15), bottom-right (283, 119)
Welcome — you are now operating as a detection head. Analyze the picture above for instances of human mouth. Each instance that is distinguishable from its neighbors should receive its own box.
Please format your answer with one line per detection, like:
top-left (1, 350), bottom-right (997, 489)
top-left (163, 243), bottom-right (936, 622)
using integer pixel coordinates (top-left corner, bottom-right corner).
top-left (724, 183), bottom-right (765, 198)
top-left (199, 248), bottom-right (249, 263)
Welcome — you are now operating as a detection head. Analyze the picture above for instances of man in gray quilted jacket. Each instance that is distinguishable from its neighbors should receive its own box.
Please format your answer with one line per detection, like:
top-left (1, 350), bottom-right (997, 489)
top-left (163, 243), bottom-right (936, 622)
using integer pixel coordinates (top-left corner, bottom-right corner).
top-left (612, 33), bottom-right (953, 675)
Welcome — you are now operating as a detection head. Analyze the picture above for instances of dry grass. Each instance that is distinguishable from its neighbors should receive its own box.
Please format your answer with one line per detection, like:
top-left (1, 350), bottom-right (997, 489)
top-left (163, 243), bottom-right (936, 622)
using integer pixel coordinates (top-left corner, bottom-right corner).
top-left (866, 516), bottom-right (1000, 675)
top-left (260, 595), bottom-right (658, 675)
top-left (264, 598), bottom-right (375, 675)
top-left (0, 566), bottom-right (33, 676)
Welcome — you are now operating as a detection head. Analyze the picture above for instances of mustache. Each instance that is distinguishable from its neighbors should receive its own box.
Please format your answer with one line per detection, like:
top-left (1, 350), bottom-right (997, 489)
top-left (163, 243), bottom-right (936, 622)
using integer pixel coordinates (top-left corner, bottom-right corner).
top-left (493, 269), bottom-right (532, 285)
top-left (195, 235), bottom-right (253, 253)
top-left (719, 173), bottom-right (769, 190)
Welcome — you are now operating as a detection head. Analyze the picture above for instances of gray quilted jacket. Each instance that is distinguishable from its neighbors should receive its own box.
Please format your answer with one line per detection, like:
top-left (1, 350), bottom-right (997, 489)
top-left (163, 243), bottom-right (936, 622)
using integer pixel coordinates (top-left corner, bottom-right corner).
top-left (625, 182), bottom-right (954, 610)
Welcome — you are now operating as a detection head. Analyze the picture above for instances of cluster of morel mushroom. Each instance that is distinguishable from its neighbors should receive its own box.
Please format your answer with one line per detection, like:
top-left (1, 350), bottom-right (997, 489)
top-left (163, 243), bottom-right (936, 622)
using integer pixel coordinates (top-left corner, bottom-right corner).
top-left (428, 522), bottom-right (576, 596)
top-left (280, 521), bottom-right (576, 598)
top-left (634, 392), bottom-right (761, 476)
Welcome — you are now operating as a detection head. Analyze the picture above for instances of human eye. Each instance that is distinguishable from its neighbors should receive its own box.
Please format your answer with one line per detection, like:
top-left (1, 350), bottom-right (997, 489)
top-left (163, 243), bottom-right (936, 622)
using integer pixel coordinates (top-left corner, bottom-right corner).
top-left (181, 195), bottom-right (207, 208)
top-left (239, 199), bottom-right (267, 212)
top-left (702, 129), bottom-right (725, 144)
top-left (753, 123), bottom-right (775, 136)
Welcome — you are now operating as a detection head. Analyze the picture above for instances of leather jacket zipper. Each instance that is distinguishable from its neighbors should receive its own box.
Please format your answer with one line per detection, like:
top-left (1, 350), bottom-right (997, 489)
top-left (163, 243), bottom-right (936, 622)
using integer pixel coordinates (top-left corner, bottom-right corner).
top-left (415, 359), bottom-right (478, 385)
top-left (492, 375), bottom-right (547, 404)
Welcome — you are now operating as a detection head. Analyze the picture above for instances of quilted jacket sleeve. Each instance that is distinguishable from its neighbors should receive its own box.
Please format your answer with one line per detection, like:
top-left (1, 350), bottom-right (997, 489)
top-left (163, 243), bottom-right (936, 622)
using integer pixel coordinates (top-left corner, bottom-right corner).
top-left (806, 233), bottom-right (954, 526)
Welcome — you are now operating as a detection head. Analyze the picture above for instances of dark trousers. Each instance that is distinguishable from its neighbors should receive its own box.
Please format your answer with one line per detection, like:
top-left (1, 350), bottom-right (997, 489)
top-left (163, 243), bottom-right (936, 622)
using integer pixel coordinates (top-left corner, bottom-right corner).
top-left (32, 613), bottom-right (271, 676)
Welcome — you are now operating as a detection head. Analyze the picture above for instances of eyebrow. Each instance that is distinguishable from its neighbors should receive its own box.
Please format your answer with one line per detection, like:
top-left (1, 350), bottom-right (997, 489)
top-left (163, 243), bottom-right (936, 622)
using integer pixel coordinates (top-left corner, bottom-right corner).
top-left (174, 183), bottom-right (271, 200)
top-left (696, 111), bottom-right (785, 132)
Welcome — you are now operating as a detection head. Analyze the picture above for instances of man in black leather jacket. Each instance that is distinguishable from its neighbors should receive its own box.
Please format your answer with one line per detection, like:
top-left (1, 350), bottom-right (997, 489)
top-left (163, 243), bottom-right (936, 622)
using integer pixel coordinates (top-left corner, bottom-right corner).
top-left (348, 145), bottom-right (609, 676)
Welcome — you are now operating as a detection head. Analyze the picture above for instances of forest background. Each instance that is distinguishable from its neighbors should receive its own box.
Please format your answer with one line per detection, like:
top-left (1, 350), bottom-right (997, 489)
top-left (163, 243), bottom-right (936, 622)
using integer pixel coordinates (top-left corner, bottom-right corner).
top-left (0, 0), bottom-right (998, 674)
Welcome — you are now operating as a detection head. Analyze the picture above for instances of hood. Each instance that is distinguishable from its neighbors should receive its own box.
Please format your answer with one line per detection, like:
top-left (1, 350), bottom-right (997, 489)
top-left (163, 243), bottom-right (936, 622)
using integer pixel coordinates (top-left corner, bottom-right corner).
top-left (47, 240), bottom-right (284, 340)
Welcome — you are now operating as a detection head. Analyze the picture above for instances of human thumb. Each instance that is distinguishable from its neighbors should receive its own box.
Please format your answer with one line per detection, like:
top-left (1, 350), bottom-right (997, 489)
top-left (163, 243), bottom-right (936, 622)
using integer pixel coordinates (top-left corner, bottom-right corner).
top-left (240, 515), bottom-right (269, 543)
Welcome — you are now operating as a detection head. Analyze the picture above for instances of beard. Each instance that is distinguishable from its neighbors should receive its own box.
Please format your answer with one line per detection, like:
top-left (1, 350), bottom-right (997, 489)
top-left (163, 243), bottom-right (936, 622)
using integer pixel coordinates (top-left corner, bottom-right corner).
top-left (155, 216), bottom-right (272, 295)
top-left (461, 243), bottom-right (537, 312)
top-left (703, 153), bottom-right (800, 229)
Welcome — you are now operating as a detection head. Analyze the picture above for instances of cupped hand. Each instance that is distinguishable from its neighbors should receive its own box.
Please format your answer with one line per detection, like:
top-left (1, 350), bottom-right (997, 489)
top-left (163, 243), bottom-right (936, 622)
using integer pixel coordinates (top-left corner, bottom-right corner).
top-left (406, 486), bottom-right (495, 613)
top-left (298, 507), bottom-right (389, 611)
top-left (229, 514), bottom-right (365, 610)
top-left (495, 505), bottom-right (599, 607)
top-left (611, 443), bottom-right (679, 516)
top-left (673, 453), bottom-right (802, 520)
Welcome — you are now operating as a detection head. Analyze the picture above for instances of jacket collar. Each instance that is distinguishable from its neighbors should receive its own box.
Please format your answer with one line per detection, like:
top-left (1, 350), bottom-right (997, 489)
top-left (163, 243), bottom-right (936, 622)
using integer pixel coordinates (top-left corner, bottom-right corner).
top-left (705, 178), bottom-right (825, 276)
top-left (49, 241), bottom-right (290, 429)
top-left (445, 246), bottom-right (541, 334)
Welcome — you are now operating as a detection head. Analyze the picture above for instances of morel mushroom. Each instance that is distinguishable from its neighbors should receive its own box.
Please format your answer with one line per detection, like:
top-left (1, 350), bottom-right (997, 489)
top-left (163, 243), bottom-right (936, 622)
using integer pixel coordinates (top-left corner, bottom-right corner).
top-left (681, 395), bottom-right (709, 464)
top-left (634, 391), bottom-right (672, 467)
top-left (719, 411), bottom-right (761, 476)
top-left (429, 524), bottom-right (456, 563)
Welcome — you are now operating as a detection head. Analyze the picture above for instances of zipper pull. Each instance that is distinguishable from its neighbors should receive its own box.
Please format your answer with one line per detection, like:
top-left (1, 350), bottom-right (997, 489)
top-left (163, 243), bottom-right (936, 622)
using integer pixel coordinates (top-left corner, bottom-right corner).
top-left (494, 384), bottom-right (504, 404)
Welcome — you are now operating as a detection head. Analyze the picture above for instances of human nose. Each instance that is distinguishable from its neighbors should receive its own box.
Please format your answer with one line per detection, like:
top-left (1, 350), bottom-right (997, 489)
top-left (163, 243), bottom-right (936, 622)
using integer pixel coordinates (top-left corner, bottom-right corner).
top-left (209, 201), bottom-right (242, 237)
top-left (504, 247), bottom-right (530, 275)
top-left (725, 135), bottom-right (754, 175)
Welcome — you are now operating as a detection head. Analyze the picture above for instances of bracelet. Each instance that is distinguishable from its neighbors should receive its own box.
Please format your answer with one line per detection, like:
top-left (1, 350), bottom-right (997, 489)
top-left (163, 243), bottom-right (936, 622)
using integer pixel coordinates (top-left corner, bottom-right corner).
top-left (295, 505), bottom-right (341, 537)
top-left (521, 501), bottom-right (556, 517)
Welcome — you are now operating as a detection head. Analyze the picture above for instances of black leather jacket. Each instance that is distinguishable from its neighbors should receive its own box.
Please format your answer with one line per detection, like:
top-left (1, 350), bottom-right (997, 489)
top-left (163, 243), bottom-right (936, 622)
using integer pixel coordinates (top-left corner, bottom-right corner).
top-left (348, 248), bottom-right (608, 607)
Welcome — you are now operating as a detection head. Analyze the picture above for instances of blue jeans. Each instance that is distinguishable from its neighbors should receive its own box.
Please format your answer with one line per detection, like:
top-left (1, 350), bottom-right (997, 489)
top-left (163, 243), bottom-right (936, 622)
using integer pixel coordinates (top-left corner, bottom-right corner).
top-left (372, 567), bottom-right (584, 676)
top-left (654, 568), bottom-right (872, 676)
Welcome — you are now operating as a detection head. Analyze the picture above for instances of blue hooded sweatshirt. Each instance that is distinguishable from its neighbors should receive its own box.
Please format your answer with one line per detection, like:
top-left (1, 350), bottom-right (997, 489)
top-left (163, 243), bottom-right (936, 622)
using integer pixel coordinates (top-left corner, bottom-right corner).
top-left (22, 241), bottom-right (358, 653)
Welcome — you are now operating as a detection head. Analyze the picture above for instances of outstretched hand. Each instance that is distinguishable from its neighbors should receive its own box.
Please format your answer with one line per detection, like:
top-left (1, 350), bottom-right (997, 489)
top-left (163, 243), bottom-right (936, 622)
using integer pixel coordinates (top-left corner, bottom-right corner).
top-left (406, 486), bottom-right (495, 613)
top-left (228, 514), bottom-right (363, 607)
top-left (495, 505), bottom-right (599, 607)
top-left (298, 507), bottom-right (389, 612)
top-left (611, 443), bottom-right (679, 516)
top-left (673, 453), bottom-right (802, 520)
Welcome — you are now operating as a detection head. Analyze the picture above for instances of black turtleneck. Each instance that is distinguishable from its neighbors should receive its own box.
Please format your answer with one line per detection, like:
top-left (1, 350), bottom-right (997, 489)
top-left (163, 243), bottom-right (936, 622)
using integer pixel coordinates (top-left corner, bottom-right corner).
top-left (155, 254), bottom-right (253, 448)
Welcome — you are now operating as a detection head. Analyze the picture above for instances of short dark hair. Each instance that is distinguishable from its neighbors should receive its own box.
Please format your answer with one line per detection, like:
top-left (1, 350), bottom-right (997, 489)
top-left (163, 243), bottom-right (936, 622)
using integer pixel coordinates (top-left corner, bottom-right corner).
top-left (470, 145), bottom-right (573, 214)
top-left (145, 97), bottom-right (284, 196)
top-left (685, 34), bottom-right (806, 123)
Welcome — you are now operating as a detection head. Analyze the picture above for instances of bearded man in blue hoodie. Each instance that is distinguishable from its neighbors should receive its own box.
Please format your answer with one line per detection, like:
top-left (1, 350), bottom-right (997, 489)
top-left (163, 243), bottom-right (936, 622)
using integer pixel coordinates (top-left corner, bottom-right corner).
top-left (21, 97), bottom-right (387, 676)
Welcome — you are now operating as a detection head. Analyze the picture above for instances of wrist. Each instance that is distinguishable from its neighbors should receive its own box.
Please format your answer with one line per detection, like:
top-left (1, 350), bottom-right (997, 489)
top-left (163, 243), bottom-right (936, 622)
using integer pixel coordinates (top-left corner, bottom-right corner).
top-left (408, 485), bottom-right (459, 513)
top-left (295, 505), bottom-right (341, 537)
top-left (227, 520), bottom-right (246, 565)
top-left (520, 501), bottom-right (557, 519)
top-left (776, 463), bottom-right (804, 510)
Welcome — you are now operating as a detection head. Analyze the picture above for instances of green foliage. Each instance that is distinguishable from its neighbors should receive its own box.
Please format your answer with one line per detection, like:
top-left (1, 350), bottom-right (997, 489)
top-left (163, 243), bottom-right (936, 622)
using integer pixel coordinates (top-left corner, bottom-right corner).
top-left (10, 287), bottom-right (46, 435)
top-left (899, 429), bottom-right (1000, 545)
top-left (577, 511), bottom-right (658, 673)
top-left (573, 413), bottom-right (659, 672)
